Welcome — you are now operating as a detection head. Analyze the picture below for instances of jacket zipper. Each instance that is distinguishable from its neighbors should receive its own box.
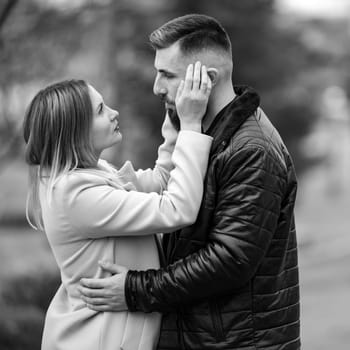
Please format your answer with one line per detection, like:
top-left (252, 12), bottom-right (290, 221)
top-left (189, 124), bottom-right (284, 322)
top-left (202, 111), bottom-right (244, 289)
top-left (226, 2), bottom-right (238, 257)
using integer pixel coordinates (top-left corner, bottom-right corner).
top-left (176, 313), bottom-right (187, 350)
top-left (210, 302), bottom-right (225, 341)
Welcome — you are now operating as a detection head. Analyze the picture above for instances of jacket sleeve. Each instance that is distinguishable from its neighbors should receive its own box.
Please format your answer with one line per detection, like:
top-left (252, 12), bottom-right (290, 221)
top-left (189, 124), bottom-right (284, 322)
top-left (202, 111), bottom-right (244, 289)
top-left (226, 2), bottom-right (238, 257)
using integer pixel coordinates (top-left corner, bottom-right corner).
top-left (125, 146), bottom-right (286, 312)
top-left (118, 113), bottom-right (178, 193)
top-left (64, 131), bottom-right (212, 239)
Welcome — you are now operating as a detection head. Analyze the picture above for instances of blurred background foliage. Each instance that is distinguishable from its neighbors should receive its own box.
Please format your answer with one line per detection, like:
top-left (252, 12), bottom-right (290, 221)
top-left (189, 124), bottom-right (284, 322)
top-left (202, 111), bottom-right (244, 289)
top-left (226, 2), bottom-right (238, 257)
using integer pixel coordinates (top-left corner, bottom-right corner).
top-left (0, 0), bottom-right (349, 349)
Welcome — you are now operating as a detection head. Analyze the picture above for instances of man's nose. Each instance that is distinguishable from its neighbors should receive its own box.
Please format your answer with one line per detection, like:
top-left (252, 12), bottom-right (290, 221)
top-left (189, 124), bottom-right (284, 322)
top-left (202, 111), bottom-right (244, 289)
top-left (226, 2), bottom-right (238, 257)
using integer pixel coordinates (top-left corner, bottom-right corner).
top-left (153, 77), bottom-right (167, 97)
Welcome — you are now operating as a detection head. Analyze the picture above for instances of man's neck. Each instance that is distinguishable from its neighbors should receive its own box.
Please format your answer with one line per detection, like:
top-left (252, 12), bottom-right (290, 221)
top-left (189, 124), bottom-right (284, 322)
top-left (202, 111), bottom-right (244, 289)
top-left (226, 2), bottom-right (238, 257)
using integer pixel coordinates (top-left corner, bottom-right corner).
top-left (202, 83), bottom-right (236, 132)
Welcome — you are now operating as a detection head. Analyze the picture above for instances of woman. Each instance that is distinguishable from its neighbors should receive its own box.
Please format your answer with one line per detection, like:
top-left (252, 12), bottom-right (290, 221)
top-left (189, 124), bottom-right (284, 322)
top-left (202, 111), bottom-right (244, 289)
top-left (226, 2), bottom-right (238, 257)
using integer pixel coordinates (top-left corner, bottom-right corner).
top-left (23, 63), bottom-right (212, 350)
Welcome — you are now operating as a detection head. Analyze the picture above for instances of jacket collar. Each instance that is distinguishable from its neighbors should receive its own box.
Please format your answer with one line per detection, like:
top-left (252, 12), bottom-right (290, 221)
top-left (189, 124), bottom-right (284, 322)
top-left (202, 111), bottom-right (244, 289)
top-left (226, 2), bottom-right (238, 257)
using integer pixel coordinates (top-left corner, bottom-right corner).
top-left (206, 85), bottom-right (260, 155)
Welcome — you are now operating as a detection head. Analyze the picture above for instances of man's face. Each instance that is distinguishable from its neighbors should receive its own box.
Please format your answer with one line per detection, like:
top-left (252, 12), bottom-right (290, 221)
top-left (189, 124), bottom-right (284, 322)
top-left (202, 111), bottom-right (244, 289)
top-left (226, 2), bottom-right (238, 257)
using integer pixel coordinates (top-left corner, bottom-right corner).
top-left (153, 42), bottom-right (191, 129)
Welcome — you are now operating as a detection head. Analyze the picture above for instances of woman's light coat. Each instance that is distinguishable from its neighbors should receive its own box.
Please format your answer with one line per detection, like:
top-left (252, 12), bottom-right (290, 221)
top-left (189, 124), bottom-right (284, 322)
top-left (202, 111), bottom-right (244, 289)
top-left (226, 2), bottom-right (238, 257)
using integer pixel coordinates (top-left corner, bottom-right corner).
top-left (40, 117), bottom-right (212, 350)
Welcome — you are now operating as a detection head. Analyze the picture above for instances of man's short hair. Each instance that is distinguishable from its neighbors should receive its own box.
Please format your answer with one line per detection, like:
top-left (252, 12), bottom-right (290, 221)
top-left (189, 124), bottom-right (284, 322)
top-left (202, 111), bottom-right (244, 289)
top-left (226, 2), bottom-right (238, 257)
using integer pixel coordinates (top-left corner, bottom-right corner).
top-left (149, 14), bottom-right (232, 56)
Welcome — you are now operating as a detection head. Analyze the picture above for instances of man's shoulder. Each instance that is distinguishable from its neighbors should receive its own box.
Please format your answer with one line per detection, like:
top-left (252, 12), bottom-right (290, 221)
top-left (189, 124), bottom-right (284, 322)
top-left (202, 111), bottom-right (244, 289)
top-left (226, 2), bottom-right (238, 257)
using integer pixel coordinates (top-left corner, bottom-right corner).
top-left (228, 108), bottom-right (285, 154)
top-left (211, 108), bottom-right (291, 175)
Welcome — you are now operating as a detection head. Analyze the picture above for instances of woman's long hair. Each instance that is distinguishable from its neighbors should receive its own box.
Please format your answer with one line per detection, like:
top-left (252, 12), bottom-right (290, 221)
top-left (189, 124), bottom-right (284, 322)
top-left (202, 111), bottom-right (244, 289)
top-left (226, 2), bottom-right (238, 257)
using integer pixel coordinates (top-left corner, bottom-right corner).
top-left (23, 79), bottom-right (97, 230)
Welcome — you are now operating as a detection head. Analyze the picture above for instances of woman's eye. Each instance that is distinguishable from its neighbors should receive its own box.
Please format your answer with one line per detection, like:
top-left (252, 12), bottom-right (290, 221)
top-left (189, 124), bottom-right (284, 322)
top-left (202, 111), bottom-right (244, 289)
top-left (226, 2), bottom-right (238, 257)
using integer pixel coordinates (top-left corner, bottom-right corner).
top-left (99, 104), bottom-right (104, 113)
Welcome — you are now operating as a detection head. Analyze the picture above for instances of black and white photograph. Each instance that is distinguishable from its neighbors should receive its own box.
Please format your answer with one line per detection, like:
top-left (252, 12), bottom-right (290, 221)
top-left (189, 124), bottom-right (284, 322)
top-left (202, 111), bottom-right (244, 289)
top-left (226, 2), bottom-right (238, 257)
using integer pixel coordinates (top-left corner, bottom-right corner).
top-left (0, 0), bottom-right (349, 349)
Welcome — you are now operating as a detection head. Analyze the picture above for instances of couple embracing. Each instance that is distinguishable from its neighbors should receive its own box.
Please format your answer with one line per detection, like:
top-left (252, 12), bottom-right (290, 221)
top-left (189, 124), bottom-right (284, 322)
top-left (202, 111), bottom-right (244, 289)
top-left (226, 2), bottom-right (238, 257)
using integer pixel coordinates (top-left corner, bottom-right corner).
top-left (24, 14), bottom-right (300, 350)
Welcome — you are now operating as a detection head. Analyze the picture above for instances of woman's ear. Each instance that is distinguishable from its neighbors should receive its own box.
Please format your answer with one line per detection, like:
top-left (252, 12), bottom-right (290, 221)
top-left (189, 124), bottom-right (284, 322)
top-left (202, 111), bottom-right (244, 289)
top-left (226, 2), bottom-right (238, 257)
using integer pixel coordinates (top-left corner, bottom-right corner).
top-left (207, 68), bottom-right (219, 86)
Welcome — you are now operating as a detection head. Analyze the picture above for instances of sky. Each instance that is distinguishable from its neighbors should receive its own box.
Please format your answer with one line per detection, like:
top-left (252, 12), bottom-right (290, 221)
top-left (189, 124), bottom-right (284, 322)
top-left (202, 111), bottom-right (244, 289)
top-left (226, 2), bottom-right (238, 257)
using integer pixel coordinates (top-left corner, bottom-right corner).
top-left (277, 0), bottom-right (350, 19)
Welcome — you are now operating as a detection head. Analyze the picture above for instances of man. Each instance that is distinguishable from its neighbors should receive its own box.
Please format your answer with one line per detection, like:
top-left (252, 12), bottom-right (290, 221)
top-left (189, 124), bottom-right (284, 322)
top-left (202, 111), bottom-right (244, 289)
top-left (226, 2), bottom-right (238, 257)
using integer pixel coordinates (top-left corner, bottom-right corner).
top-left (80, 14), bottom-right (300, 349)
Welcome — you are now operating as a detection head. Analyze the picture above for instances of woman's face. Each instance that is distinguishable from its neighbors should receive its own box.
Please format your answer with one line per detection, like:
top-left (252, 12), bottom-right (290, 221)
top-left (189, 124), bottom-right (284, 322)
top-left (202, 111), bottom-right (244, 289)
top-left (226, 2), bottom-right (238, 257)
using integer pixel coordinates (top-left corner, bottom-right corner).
top-left (88, 85), bottom-right (122, 156)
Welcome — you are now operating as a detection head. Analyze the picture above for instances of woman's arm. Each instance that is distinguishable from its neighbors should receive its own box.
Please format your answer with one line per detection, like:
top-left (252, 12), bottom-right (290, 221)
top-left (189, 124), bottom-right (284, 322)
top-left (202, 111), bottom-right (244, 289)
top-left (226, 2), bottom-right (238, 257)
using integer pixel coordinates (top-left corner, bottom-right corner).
top-left (117, 113), bottom-right (178, 194)
top-left (64, 131), bottom-right (212, 239)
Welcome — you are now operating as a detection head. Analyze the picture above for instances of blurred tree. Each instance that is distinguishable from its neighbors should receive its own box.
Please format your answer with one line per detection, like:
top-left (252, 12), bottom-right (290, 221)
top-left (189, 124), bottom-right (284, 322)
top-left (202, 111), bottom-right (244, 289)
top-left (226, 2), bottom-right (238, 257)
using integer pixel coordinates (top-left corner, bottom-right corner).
top-left (0, 0), bottom-right (20, 170)
top-left (0, 0), bottom-right (18, 39)
top-left (0, 0), bottom-right (117, 170)
top-left (0, 0), bottom-right (84, 170)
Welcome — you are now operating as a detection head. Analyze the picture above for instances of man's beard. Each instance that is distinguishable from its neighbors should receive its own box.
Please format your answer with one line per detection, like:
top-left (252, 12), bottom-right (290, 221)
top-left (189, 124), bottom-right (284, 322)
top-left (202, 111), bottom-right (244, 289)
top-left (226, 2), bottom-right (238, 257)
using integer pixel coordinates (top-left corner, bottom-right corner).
top-left (167, 108), bottom-right (181, 131)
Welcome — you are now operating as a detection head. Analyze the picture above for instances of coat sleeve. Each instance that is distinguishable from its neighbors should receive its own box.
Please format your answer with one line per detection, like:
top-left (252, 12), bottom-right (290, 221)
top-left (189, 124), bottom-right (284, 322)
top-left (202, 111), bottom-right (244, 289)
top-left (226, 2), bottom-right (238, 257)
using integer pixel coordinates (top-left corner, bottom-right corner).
top-left (118, 113), bottom-right (178, 193)
top-left (125, 146), bottom-right (287, 312)
top-left (63, 131), bottom-right (212, 239)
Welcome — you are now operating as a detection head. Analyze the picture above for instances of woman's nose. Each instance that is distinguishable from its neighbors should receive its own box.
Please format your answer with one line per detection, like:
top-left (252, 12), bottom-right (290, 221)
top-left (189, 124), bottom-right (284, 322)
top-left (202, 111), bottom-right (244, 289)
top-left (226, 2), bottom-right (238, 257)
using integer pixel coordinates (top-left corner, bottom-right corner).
top-left (109, 109), bottom-right (119, 121)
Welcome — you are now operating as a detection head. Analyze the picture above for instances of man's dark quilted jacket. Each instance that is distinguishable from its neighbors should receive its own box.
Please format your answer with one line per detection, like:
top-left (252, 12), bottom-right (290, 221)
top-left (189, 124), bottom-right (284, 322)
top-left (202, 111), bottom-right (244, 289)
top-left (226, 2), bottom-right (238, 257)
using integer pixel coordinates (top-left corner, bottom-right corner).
top-left (125, 86), bottom-right (300, 350)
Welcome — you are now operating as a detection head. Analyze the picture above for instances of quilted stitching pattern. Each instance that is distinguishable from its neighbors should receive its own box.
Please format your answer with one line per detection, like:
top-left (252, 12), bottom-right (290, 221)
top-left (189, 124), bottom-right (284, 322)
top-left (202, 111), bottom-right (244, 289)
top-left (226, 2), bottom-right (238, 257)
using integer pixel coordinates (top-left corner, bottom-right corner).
top-left (126, 87), bottom-right (300, 350)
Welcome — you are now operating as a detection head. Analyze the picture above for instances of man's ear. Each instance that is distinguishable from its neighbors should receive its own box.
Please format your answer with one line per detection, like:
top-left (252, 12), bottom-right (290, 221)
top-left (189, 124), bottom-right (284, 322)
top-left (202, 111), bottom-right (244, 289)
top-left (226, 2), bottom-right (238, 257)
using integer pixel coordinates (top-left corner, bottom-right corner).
top-left (207, 68), bottom-right (219, 86)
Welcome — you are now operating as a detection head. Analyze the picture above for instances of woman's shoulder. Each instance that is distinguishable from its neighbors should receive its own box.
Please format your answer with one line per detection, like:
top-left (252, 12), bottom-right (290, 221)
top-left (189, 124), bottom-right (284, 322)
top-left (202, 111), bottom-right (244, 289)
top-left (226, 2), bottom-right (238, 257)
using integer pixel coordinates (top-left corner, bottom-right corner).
top-left (55, 168), bottom-right (111, 194)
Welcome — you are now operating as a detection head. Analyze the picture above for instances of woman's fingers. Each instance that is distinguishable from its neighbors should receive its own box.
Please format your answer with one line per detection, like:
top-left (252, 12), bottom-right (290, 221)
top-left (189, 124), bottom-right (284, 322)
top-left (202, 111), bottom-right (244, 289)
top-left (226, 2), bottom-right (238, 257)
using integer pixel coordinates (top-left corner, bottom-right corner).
top-left (175, 79), bottom-right (184, 102)
top-left (184, 62), bottom-right (210, 93)
top-left (182, 61), bottom-right (210, 93)
top-left (192, 61), bottom-right (202, 90)
top-left (81, 296), bottom-right (107, 305)
top-left (183, 63), bottom-right (194, 92)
